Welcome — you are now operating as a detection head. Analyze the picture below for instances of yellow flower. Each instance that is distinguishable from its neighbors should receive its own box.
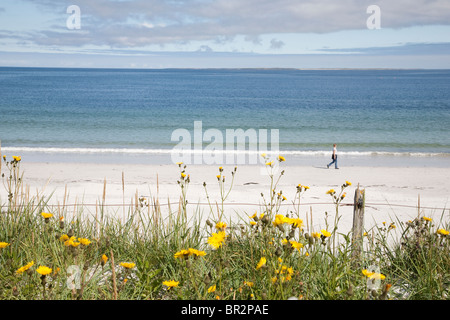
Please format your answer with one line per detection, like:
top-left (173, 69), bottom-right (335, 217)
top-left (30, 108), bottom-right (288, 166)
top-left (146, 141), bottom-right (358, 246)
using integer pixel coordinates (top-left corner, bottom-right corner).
top-left (250, 221), bottom-right (257, 226)
top-left (311, 232), bottom-right (321, 239)
top-left (41, 212), bottom-right (53, 219)
top-left (101, 254), bottom-right (108, 264)
top-left (176, 162), bottom-right (183, 165)
top-left (0, 242), bottom-right (10, 249)
top-left (278, 155), bottom-right (285, 162)
top-left (321, 229), bottom-right (331, 237)
top-left (16, 261), bottom-right (34, 274)
top-left (288, 217), bottom-right (303, 229)
top-left (78, 238), bottom-right (91, 246)
top-left (256, 257), bottom-right (266, 270)
top-left (362, 269), bottom-right (386, 280)
top-left (422, 216), bottom-right (432, 222)
top-left (64, 236), bottom-right (80, 247)
top-left (362, 269), bottom-right (372, 277)
top-left (345, 181), bottom-right (352, 186)
top-left (216, 174), bottom-right (221, 179)
top-left (215, 221), bottom-right (227, 230)
top-left (273, 214), bottom-right (288, 226)
top-left (261, 153), bottom-right (267, 158)
top-left (163, 280), bottom-right (179, 289)
top-left (326, 189), bottom-right (335, 195)
top-left (12, 156), bottom-right (21, 162)
top-left (181, 172), bottom-right (187, 178)
top-left (208, 285), bottom-right (216, 293)
top-left (120, 262), bottom-right (136, 269)
top-left (437, 228), bottom-right (449, 236)
top-left (188, 248), bottom-right (207, 257)
top-left (289, 240), bottom-right (304, 252)
top-left (71, 241), bottom-right (81, 248)
top-left (265, 161), bottom-right (273, 166)
top-left (63, 236), bottom-right (73, 245)
top-left (271, 276), bottom-right (277, 284)
top-left (174, 249), bottom-right (190, 259)
top-left (370, 273), bottom-right (386, 280)
top-left (36, 265), bottom-right (52, 276)
top-left (207, 231), bottom-right (227, 249)
top-left (244, 281), bottom-right (254, 287)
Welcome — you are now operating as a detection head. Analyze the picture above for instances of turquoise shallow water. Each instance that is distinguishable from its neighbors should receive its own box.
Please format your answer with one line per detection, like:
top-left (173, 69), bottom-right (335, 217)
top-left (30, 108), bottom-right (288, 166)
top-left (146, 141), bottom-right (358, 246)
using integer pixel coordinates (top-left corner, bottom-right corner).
top-left (0, 67), bottom-right (449, 166)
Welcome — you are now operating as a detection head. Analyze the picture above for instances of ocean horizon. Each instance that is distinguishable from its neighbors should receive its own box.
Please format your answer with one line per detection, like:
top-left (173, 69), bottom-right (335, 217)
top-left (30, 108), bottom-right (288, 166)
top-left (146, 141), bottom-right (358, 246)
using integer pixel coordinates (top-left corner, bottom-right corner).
top-left (1, 67), bottom-right (449, 167)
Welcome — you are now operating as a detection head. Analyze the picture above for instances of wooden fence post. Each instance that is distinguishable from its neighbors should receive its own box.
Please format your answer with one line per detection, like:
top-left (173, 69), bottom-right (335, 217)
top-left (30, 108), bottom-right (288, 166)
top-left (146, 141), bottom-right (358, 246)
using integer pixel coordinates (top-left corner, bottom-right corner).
top-left (351, 184), bottom-right (365, 264)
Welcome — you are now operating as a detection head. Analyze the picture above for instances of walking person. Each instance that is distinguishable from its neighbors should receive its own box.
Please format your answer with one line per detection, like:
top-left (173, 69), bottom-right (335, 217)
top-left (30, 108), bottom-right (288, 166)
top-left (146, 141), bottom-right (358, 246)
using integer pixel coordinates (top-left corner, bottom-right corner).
top-left (327, 144), bottom-right (339, 169)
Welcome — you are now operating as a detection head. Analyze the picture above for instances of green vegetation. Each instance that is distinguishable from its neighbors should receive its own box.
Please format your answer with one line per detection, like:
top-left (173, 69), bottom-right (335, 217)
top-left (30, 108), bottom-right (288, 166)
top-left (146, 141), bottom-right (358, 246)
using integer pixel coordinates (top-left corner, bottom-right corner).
top-left (0, 155), bottom-right (448, 300)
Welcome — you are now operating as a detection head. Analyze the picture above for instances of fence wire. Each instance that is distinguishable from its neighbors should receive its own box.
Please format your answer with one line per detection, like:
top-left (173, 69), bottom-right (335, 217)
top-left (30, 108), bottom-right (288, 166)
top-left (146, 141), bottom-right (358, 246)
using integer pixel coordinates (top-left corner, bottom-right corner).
top-left (3, 201), bottom-right (448, 211)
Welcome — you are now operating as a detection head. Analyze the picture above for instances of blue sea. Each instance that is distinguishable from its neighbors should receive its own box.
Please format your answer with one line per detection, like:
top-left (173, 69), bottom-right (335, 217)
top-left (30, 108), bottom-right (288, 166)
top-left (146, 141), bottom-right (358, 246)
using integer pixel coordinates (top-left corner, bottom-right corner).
top-left (0, 67), bottom-right (449, 167)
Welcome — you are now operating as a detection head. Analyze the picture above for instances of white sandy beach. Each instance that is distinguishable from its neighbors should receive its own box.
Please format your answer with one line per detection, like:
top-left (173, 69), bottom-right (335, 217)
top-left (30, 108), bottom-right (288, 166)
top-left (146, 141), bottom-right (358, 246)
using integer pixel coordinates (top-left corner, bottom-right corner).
top-left (2, 161), bottom-right (449, 235)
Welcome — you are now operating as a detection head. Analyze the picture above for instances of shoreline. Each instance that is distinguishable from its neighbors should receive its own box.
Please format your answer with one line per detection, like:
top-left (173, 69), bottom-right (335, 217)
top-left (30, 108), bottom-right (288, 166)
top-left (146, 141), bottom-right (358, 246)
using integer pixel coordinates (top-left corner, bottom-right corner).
top-left (1, 149), bottom-right (450, 168)
top-left (1, 161), bottom-right (449, 235)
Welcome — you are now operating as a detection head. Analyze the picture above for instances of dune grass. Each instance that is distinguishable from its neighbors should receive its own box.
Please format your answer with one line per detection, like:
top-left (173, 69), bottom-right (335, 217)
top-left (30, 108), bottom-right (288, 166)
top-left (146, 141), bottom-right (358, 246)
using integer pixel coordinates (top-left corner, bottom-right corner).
top-left (0, 155), bottom-right (449, 300)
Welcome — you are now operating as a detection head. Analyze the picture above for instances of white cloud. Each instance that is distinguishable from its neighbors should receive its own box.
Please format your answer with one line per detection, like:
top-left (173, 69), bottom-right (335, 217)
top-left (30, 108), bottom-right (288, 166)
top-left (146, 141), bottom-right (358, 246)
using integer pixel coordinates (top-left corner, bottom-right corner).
top-left (11, 0), bottom-right (450, 48)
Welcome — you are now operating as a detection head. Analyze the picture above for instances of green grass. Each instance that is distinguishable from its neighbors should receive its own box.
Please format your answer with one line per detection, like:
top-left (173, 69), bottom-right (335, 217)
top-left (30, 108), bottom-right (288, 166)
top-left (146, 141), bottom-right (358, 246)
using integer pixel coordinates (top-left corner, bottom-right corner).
top-left (0, 157), bottom-right (449, 300)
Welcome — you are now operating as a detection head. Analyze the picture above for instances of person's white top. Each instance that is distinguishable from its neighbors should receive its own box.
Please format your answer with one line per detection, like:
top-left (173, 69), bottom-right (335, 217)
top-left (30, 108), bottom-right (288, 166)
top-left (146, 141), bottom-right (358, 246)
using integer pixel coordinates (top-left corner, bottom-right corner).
top-left (333, 146), bottom-right (337, 155)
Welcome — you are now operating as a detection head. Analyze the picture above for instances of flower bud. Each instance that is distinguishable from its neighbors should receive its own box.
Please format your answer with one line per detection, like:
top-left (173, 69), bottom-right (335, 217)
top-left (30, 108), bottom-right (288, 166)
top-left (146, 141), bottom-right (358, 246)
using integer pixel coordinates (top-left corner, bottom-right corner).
top-left (288, 229), bottom-right (296, 240)
top-left (204, 273), bottom-right (211, 285)
top-left (275, 247), bottom-right (283, 257)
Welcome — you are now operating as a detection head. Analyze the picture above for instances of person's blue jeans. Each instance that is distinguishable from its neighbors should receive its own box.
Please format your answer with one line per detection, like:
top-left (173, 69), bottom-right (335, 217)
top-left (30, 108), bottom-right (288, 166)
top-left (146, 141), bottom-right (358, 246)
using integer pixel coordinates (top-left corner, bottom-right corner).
top-left (328, 155), bottom-right (338, 169)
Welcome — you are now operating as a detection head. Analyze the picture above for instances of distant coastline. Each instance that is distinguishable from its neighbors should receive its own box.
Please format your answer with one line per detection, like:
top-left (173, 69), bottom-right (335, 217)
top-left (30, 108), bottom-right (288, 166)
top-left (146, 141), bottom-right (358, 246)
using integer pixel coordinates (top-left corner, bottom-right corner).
top-left (0, 65), bottom-right (437, 71)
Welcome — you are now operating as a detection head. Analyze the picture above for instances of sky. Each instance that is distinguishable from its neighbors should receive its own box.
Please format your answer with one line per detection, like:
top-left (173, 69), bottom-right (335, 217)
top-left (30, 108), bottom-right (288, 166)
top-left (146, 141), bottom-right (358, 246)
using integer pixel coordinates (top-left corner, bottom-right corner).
top-left (0, 0), bottom-right (449, 68)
